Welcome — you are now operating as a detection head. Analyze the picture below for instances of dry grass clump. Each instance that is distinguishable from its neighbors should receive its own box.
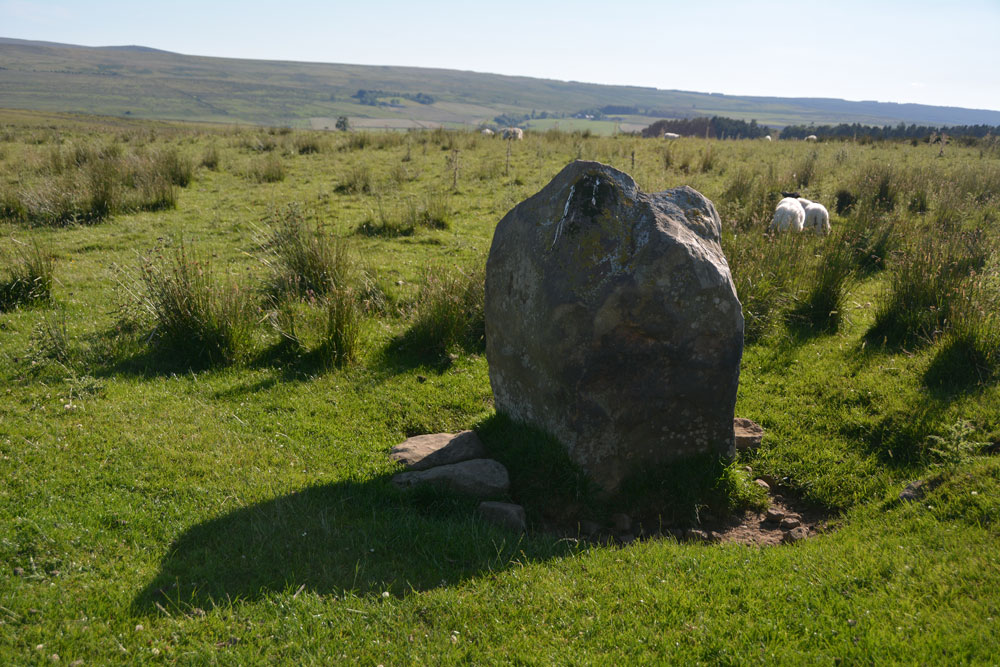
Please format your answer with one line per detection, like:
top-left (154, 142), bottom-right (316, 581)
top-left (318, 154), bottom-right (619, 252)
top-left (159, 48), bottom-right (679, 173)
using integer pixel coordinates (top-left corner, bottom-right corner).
top-left (127, 243), bottom-right (258, 366)
top-left (402, 262), bottom-right (485, 356)
top-left (259, 204), bottom-right (364, 367)
top-left (0, 144), bottom-right (188, 225)
top-left (0, 238), bottom-right (53, 311)
top-left (867, 229), bottom-right (992, 348)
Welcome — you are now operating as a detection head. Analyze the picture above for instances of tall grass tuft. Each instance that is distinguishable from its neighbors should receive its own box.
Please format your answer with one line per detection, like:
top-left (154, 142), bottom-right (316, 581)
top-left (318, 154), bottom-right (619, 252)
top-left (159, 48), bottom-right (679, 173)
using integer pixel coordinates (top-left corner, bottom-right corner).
top-left (259, 204), bottom-right (354, 299)
top-left (403, 263), bottom-right (486, 356)
top-left (724, 232), bottom-right (808, 343)
top-left (342, 132), bottom-right (372, 151)
top-left (30, 308), bottom-right (74, 365)
top-left (842, 213), bottom-right (897, 275)
top-left (247, 154), bottom-right (285, 183)
top-left (154, 148), bottom-right (194, 187)
top-left (924, 256), bottom-right (1000, 389)
top-left (719, 166), bottom-right (781, 229)
top-left (792, 151), bottom-right (819, 188)
top-left (200, 145), bottom-right (221, 170)
top-left (338, 164), bottom-right (373, 194)
top-left (294, 134), bottom-right (323, 155)
top-left (133, 243), bottom-right (257, 366)
top-left (406, 193), bottom-right (450, 230)
top-left (319, 287), bottom-right (362, 367)
top-left (0, 239), bottom-right (53, 311)
top-left (258, 204), bottom-right (364, 367)
top-left (867, 230), bottom-right (991, 348)
top-left (856, 162), bottom-right (899, 213)
top-left (787, 238), bottom-right (856, 333)
top-left (0, 146), bottom-right (183, 226)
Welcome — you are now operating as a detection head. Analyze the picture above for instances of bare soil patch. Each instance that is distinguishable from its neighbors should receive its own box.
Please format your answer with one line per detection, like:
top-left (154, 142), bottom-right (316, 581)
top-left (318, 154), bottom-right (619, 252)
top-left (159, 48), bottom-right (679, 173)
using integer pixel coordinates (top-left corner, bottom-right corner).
top-left (540, 487), bottom-right (834, 548)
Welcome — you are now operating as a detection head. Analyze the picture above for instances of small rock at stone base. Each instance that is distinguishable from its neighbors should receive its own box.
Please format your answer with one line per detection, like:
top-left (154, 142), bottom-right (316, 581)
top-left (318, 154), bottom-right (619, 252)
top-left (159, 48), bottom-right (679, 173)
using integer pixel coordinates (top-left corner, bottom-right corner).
top-left (618, 533), bottom-right (636, 545)
top-left (667, 528), bottom-right (685, 541)
top-left (392, 458), bottom-right (509, 498)
top-left (685, 528), bottom-right (710, 542)
top-left (781, 526), bottom-right (809, 544)
top-left (899, 480), bottom-right (926, 502)
top-left (477, 501), bottom-right (527, 533)
top-left (759, 475), bottom-right (781, 488)
top-left (754, 479), bottom-right (771, 491)
top-left (389, 431), bottom-right (487, 471)
top-left (734, 417), bottom-right (764, 450)
top-left (779, 516), bottom-right (801, 530)
top-left (764, 508), bottom-right (784, 523)
top-left (578, 520), bottom-right (602, 537)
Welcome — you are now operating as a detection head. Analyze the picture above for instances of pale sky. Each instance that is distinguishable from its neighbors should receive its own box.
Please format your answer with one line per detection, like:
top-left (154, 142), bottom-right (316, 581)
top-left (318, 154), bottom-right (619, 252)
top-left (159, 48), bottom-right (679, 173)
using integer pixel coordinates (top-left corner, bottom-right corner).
top-left (3, 0), bottom-right (999, 112)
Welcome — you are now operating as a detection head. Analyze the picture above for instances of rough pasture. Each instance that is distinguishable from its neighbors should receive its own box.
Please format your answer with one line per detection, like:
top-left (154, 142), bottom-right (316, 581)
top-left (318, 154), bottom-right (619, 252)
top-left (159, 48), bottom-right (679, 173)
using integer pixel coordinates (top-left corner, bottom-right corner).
top-left (1, 109), bottom-right (999, 663)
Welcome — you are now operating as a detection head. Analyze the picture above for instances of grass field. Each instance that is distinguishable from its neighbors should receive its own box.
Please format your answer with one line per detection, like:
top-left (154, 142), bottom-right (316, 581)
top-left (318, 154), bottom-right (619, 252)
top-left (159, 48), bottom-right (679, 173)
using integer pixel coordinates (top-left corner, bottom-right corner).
top-left (2, 109), bottom-right (999, 663)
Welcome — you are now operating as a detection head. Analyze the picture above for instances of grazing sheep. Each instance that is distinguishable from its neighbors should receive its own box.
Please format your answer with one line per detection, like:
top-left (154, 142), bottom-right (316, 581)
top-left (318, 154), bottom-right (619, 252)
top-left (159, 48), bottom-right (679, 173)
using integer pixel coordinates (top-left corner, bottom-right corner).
top-left (502, 127), bottom-right (524, 140)
top-left (764, 135), bottom-right (772, 141)
top-left (481, 128), bottom-right (494, 136)
top-left (805, 134), bottom-right (818, 142)
top-left (663, 132), bottom-right (680, 139)
top-left (798, 198), bottom-right (831, 235)
top-left (769, 197), bottom-right (806, 232)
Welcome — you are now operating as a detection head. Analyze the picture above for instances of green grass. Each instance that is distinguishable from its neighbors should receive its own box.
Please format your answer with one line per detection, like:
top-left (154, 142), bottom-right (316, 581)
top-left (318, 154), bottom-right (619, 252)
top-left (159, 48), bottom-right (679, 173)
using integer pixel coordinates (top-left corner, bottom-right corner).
top-left (1, 110), bottom-right (999, 663)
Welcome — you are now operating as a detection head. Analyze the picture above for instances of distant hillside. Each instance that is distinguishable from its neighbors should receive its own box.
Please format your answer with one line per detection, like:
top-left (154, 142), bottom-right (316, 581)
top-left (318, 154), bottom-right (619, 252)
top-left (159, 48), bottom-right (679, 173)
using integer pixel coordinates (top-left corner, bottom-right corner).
top-left (2, 37), bottom-right (999, 131)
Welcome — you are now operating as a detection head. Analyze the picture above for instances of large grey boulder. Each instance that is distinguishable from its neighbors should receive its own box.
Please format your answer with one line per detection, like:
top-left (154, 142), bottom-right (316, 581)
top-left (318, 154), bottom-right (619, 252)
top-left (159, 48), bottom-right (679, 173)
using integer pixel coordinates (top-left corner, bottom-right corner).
top-left (485, 160), bottom-right (743, 492)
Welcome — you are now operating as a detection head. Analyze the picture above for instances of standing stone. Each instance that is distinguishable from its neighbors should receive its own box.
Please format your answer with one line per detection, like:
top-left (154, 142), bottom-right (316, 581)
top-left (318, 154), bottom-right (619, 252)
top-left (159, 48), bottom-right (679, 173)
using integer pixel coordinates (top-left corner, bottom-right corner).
top-left (485, 161), bottom-right (743, 492)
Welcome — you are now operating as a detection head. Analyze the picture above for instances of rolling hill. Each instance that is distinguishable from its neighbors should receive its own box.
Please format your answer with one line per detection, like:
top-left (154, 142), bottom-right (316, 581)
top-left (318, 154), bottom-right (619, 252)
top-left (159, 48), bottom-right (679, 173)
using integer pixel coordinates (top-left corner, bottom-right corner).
top-left (2, 36), bottom-right (999, 132)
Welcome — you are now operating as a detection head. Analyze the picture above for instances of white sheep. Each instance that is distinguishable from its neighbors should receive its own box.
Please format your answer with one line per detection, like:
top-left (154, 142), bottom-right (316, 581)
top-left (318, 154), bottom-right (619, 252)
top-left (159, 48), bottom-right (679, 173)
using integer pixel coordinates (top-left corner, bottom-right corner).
top-left (769, 197), bottom-right (805, 232)
top-left (502, 127), bottom-right (524, 140)
top-left (764, 135), bottom-right (772, 141)
top-left (663, 132), bottom-right (680, 139)
top-left (805, 134), bottom-right (818, 142)
top-left (481, 128), bottom-right (494, 136)
top-left (798, 198), bottom-right (831, 235)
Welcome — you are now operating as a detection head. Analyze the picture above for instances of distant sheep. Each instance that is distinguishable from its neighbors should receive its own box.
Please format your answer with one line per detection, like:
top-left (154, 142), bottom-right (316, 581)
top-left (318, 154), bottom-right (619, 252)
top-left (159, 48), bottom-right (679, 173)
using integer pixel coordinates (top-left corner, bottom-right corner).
top-left (798, 198), bottom-right (831, 235)
top-left (502, 127), bottom-right (524, 140)
top-left (805, 135), bottom-right (818, 142)
top-left (663, 132), bottom-right (680, 139)
top-left (769, 197), bottom-right (805, 232)
top-left (481, 128), bottom-right (494, 136)
top-left (764, 135), bottom-right (772, 141)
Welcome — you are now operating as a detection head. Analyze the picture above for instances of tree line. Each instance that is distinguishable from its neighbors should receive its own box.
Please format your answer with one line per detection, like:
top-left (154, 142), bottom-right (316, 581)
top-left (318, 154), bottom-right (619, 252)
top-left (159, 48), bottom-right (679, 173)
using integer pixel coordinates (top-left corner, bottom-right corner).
top-left (779, 122), bottom-right (999, 141)
top-left (640, 117), bottom-right (771, 139)
top-left (351, 90), bottom-right (435, 106)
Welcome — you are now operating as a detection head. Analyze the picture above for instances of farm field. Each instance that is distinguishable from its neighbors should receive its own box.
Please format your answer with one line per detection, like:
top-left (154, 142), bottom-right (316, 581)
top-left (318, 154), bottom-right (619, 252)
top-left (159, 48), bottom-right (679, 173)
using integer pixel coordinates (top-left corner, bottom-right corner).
top-left (1, 109), bottom-right (999, 663)
top-left (5, 37), bottom-right (1000, 131)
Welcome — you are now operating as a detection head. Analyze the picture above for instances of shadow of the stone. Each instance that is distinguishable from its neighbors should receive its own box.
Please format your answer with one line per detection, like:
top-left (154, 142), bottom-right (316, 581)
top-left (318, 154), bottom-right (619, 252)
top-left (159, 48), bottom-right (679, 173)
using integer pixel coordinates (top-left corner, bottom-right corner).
top-left (131, 476), bottom-right (577, 616)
